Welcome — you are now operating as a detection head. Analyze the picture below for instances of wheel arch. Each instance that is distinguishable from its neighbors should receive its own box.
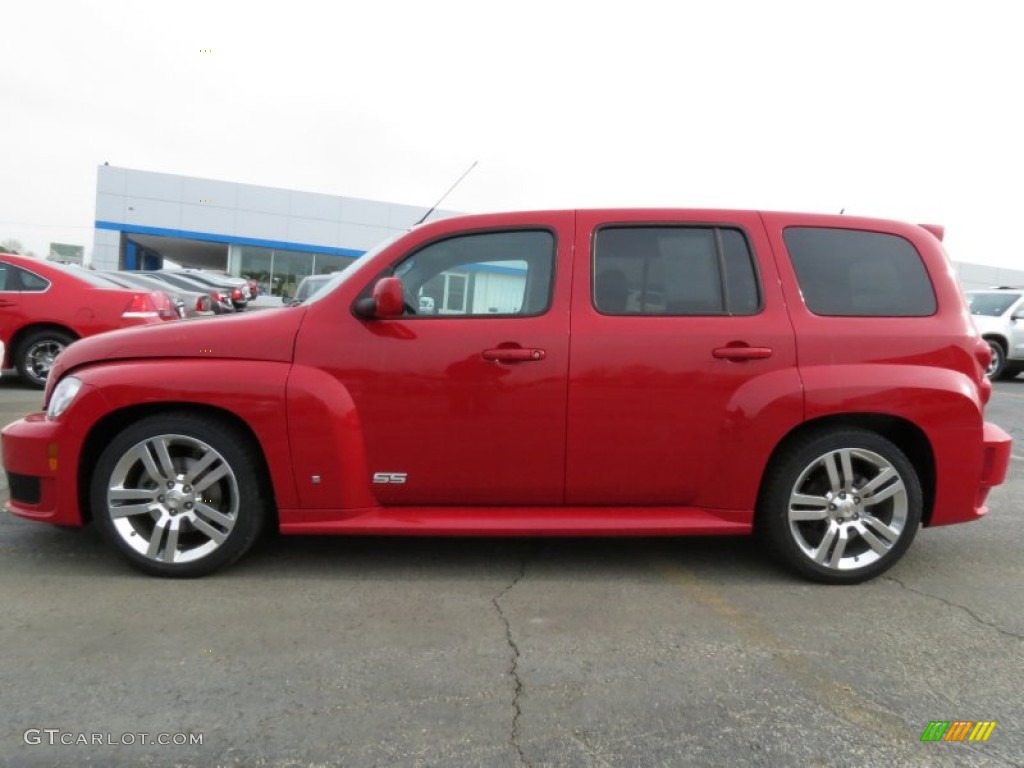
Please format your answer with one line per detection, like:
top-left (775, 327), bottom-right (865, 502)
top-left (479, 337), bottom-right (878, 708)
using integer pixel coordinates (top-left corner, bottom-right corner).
top-left (77, 402), bottom-right (277, 528)
top-left (980, 333), bottom-right (1008, 353)
top-left (756, 413), bottom-right (936, 527)
top-left (7, 323), bottom-right (79, 366)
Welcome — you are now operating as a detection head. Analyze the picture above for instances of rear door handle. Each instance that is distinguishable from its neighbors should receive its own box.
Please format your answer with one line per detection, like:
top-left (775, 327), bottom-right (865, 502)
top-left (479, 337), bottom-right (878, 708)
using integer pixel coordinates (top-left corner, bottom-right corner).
top-left (712, 346), bottom-right (773, 361)
top-left (482, 347), bottom-right (547, 362)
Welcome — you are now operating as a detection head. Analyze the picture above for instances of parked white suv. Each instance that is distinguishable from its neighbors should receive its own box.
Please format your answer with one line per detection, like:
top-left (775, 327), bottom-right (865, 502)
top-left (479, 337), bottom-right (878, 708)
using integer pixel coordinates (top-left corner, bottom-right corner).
top-left (966, 287), bottom-right (1024, 379)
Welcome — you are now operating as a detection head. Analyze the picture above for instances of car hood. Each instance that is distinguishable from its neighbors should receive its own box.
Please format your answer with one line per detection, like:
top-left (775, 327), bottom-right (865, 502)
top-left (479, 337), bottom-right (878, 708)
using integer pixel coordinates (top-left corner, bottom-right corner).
top-left (49, 309), bottom-right (306, 383)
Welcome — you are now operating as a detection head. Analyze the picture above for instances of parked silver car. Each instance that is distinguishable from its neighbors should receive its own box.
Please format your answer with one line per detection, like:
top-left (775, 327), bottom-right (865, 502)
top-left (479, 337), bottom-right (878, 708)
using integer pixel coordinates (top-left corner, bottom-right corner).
top-left (101, 271), bottom-right (214, 318)
top-left (141, 271), bottom-right (235, 314)
top-left (966, 287), bottom-right (1024, 379)
top-left (164, 270), bottom-right (248, 311)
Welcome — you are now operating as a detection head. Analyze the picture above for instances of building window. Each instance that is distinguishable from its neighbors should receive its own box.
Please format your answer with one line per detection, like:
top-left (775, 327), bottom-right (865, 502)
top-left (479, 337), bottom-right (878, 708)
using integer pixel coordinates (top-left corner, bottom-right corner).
top-left (233, 245), bottom-right (353, 298)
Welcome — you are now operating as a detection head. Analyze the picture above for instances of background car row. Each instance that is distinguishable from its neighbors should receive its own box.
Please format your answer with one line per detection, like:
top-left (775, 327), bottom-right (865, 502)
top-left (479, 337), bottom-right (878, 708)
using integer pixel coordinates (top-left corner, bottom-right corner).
top-left (140, 271), bottom-right (239, 314)
top-left (0, 252), bottom-right (269, 387)
top-left (0, 253), bottom-right (181, 387)
top-left (99, 271), bottom-right (215, 317)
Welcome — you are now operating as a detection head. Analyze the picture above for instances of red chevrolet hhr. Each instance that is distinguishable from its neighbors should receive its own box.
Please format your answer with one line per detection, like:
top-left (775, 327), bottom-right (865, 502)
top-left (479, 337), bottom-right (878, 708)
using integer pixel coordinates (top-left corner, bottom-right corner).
top-left (1, 210), bottom-right (1012, 581)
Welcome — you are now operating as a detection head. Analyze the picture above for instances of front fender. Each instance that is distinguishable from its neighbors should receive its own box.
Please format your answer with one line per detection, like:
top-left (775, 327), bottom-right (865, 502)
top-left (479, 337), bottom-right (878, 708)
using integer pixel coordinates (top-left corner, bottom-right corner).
top-left (75, 359), bottom-right (298, 511)
top-left (284, 365), bottom-right (376, 512)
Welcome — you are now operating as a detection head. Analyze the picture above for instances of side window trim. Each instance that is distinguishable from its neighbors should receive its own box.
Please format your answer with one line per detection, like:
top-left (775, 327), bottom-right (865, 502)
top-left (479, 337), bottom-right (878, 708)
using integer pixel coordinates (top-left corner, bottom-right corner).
top-left (713, 228), bottom-right (730, 312)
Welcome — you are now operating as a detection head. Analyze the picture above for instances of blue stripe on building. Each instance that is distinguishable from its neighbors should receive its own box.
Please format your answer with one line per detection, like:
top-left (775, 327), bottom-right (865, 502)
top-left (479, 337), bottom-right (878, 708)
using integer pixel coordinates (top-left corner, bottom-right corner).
top-left (95, 221), bottom-right (367, 258)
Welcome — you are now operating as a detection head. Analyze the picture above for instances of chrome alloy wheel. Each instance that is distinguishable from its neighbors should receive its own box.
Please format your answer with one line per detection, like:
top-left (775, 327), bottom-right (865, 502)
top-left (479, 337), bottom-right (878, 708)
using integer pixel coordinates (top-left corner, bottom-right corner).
top-left (25, 339), bottom-right (67, 383)
top-left (786, 447), bottom-right (909, 572)
top-left (106, 434), bottom-right (240, 565)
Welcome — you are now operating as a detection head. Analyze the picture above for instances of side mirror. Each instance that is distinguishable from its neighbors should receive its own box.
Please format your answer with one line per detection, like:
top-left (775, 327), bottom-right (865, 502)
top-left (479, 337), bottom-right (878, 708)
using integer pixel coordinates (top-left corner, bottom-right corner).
top-left (354, 276), bottom-right (404, 319)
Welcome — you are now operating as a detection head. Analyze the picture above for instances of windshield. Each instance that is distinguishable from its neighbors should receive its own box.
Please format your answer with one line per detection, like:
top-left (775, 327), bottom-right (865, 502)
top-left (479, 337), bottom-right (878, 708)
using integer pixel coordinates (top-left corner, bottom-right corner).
top-left (967, 292), bottom-right (1021, 317)
top-left (304, 234), bottom-right (403, 305)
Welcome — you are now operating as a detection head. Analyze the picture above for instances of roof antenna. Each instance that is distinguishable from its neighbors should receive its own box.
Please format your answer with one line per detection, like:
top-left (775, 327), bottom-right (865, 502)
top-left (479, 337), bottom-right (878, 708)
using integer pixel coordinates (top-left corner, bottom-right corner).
top-left (839, 208), bottom-right (845, 214)
top-left (414, 161), bottom-right (478, 226)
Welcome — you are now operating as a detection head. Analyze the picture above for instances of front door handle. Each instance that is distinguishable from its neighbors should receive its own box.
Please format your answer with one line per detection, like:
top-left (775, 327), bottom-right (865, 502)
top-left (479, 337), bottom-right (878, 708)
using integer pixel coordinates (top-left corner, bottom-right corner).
top-left (482, 347), bottom-right (546, 362)
top-left (712, 345), bottom-right (773, 361)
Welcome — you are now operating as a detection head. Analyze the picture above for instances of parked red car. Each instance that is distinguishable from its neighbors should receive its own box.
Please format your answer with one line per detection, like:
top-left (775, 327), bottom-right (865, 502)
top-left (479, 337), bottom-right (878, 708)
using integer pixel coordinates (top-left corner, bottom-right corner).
top-left (0, 253), bottom-right (179, 387)
top-left (1, 210), bottom-right (1012, 581)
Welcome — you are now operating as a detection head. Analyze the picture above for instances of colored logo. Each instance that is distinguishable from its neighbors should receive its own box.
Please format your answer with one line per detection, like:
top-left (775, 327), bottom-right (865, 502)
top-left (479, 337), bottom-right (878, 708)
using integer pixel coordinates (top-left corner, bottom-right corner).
top-left (921, 721), bottom-right (996, 742)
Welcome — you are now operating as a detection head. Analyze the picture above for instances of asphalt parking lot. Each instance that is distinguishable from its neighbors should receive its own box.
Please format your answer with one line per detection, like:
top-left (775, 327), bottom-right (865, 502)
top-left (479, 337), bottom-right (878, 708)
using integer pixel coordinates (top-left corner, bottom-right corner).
top-left (0, 376), bottom-right (1021, 768)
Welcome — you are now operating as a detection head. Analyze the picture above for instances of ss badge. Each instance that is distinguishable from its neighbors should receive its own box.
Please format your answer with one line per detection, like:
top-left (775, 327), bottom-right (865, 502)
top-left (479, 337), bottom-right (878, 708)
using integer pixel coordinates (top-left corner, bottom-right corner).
top-left (373, 472), bottom-right (408, 484)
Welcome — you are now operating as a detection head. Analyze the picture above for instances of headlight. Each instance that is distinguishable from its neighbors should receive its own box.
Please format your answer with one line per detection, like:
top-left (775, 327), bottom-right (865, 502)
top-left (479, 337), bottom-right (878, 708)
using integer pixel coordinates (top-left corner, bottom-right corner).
top-left (46, 376), bottom-right (83, 419)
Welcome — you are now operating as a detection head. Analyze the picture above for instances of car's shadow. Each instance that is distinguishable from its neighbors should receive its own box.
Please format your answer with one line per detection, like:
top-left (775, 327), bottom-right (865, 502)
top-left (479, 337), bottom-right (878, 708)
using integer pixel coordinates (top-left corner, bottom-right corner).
top-left (0, 376), bottom-right (38, 391)
top-left (0, 521), bottom-right (790, 586)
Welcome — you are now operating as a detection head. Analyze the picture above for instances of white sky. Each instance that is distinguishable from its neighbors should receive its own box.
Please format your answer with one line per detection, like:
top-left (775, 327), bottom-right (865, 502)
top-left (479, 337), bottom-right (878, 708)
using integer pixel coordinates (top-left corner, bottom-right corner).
top-left (2, 0), bottom-right (1022, 269)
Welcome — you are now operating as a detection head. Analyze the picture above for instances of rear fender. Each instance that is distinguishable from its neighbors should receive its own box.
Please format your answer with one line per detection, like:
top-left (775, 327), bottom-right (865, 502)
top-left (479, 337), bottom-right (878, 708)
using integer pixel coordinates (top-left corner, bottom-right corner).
top-left (800, 364), bottom-right (984, 526)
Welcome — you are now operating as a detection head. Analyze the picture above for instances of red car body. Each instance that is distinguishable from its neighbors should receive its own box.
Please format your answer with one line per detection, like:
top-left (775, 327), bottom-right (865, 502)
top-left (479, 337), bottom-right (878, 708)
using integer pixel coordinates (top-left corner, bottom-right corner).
top-left (0, 252), bottom-right (179, 386)
top-left (1, 210), bottom-right (1013, 580)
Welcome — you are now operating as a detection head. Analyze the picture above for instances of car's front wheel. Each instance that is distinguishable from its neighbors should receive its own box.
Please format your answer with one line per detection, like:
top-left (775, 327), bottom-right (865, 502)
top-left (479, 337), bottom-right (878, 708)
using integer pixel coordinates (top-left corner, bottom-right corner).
top-left (759, 429), bottom-right (922, 584)
top-left (91, 412), bottom-right (270, 577)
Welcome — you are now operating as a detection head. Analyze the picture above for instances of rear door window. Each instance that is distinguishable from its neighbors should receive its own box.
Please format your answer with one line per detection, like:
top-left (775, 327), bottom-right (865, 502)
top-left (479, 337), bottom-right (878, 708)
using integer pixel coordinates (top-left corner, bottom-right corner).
top-left (783, 227), bottom-right (936, 316)
top-left (592, 226), bottom-right (761, 315)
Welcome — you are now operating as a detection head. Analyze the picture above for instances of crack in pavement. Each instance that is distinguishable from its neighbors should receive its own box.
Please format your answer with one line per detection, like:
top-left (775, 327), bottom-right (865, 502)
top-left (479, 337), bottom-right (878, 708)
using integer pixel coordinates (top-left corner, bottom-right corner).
top-left (886, 576), bottom-right (1024, 640)
top-left (493, 558), bottom-right (529, 768)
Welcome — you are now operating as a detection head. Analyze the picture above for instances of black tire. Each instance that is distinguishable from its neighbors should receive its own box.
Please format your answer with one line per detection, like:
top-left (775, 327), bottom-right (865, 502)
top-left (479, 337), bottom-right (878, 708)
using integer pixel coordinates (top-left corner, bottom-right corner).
top-left (90, 412), bottom-right (270, 577)
top-left (16, 329), bottom-right (75, 388)
top-left (985, 339), bottom-right (1007, 380)
top-left (758, 429), bottom-right (922, 584)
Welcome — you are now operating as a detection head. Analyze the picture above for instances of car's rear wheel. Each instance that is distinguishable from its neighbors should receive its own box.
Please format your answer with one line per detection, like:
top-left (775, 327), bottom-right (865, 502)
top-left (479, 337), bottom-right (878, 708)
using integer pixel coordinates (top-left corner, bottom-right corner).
top-left (759, 429), bottom-right (922, 584)
top-left (16, 329), bottom-right (75, 388)
top-left (91, 412), bottom-right (269, 577)
top-left (985, 339), bottom-right (1007, 379)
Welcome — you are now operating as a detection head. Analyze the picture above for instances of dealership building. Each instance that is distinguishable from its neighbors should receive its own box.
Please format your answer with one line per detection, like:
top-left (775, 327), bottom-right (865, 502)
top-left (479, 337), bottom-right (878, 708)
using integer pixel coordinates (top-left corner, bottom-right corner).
top-left (91, 165), bottom-right (451, 298)
top-left (92, 165), bottom-right (1024, 298)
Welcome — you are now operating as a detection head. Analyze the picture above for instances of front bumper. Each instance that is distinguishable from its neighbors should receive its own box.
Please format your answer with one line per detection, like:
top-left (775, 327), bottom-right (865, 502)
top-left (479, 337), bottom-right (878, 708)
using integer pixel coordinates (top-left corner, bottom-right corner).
top-left (2, 384), bottom-right (107, 526)
top-left (3, 412), bottom-right (78, 524)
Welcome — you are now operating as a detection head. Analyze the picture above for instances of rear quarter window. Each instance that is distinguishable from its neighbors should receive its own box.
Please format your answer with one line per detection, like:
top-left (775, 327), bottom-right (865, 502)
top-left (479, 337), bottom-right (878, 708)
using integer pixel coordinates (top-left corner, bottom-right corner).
top-left (783, 227), bottom-right (936, 316)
